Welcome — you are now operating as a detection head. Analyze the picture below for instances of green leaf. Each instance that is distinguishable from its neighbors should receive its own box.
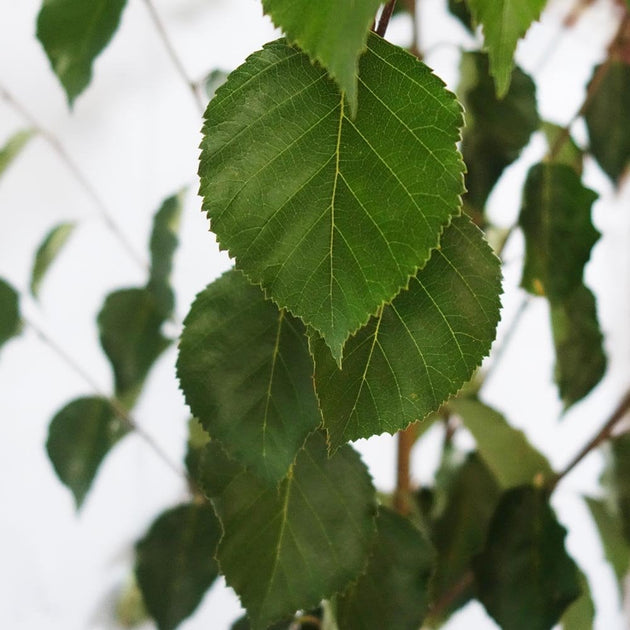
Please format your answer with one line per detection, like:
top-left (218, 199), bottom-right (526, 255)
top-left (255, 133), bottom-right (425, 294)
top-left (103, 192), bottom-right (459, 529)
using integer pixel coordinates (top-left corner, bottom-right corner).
top-left (177, 270), bottom-right (321, 482)
top-left (0, 278), bottom-right (21, 350)
top-left (203, 69), bottom-right (229, 100)
top-left (199, 34), bottom-right (465, 363)
top-left (260, 0), bottom-right (382, 115)
top-left (135, 503), bottom-right (222, 630)
top-left (231, 616), bottom-right (292, 630)
top-left (542, 122), bottom-right (583, 174)
top-left (428, 453), bottom-right (501, 622)
top-left (46, 396), bottom-right (129, 508)
top-left (466, 0), bottom-right (546, 97)
top-left (584, 60), bottom-right (630, 183)
top-left (98, 288), bottom-right (171, 408)
top-left (210, 431), bottom-right (377, 630)
top-left (0, 129), bottom-right (33, 179)
top-left (336, 507), bottom-right (434, 630)
top-left (584, 497), bottom-right (630, 595)
top-left (30, 222), bottom-right (76, 297)
top-left (473, 486), bottom-right (581, 630)
top-left (36, 0), bottom-right (127, 105)
top-left (184, 417), bottom-right (211, 481)
top-left (197, 440), bottom-right (245, 501)
top-left (459, 52), bottom-right (539, 210)
top-left (449, 398), bottom-right (554, 488)
top-left (115, 574), bottom-right (149, 628)
top-left (602, 434), bottom-right (630, 547)
top-left (560, 569), bottom-right (594, 630)
top-left (311, 214), bottom-right (501, 451)
top-left (147, 190), bottom-right (184, 319)
top-left (447, 0), bottom-right (474, 32)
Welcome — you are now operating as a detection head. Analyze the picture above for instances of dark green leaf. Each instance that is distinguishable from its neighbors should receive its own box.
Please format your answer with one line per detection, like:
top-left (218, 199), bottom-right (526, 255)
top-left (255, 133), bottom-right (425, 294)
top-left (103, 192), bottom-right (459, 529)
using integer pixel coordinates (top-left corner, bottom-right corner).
top-left (584, 60), bottom-right (630, 183)
top-left (0, 129), bottom-right (33, 178)
top-left (428, 453), bottom-right (501, 622)
top-left (211, 431), bottom-right (377, 630)
top-left (199, 35), bottom-right (465, 363)
top-left (542, 122), bottom-right (583, 174)
top-left (197, 440), bottom-right (244, 500)
top-left (46, 396), bottom-right (129, 508)
top-left (337, 507), bottom-right (434, 630)
top-left (260, 0), bottom-right (382, 115)
top-left (147, 190), bottom-right (184, 319)
top-left (231, 616), bottom-right (292, 630)
top-left (30, 222), bottom-right (76, 297)
top-left (474, 486), bottom-right (581, 630)
top-left (177, 270), bottom-right (321, 482)
top-left (135, 503), bottom-right (221, 630)
top-left (450, 398), bottom-right (554, 488)
top-left (459, 52), bottom-right (539, 210)
top-left (584, 497), bottom-right (630, 595)
top-left (560, 569), bottom-right (594, 630)
top-left (98, 288), bottom-right (171, 408)
top-left (311, 214), bottom-right (501, 451)
top-left (466, 0), bottom-right (546, 97)
top-left (204, 69), bottom-right (229, 100)
top-left (602, 434), bottom-right (630, 547)
top-left (184, 417), bottom-right (210, 482)
top-left (0, 278), bottom-right (21, 350)
top-left (36, 0), bottom-right (127, 105)
top-left (447, 0), bottom-right (474, 32)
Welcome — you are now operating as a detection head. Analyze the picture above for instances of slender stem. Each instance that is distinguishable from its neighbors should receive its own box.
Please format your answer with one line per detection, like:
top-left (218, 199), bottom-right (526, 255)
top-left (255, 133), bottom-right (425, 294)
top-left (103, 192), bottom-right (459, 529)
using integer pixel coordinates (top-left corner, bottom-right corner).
top-left (425, 570), bottom-right (474, 624)
top-left (549, 388), bottom-right (630, 492)
top-left (406, 0), bottom-right (422, 59)
top-left (140, 0), bottom-right (205, 115)
top-left (0, 83), bottom-right (147, 272)
top-left (393, 423), bottom-right (416, 515)
top-left (375, 0), bottom-right (397, 37)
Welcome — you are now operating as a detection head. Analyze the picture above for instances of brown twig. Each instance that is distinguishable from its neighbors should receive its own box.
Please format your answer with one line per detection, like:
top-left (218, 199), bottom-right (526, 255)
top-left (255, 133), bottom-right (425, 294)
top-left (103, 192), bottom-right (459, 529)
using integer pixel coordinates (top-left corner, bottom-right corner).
top-left (425, 570), bottom-right (474, 623)
top-left (375, 0), bottom-right (397, 37)
top-left (393, 422), bottom-right (416, 515)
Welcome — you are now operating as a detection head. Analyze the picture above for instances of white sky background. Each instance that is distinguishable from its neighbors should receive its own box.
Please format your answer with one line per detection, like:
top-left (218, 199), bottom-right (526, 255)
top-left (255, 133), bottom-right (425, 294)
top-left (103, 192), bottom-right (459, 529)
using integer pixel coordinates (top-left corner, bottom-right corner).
top-left (0, 0), bottom-right (629, 628)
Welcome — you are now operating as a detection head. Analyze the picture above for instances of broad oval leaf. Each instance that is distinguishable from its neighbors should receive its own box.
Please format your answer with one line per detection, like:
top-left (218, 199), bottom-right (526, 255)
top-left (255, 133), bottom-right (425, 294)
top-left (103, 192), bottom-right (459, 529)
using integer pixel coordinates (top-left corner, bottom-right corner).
top-left (46, 396), bottom-right (129, 508)
top-left (450, 398), bottom-right (554, 488)
top-left (311, 214), bottom-right (502, 451)
top-left (30, 222), bottom-right (76, 297)
top-left (466, 0), bottom-right (546, 97)
top-left (473, 486), bottom-right (581, 630)
top-left (135, 503), bottom-right (221, 630)
top-left (0, 129), bottom-right (33, 179)
top-left (260, 0), bottom-right (382, 115)
top-left (336, 507), bottom-right (435, 630)
top-left (98, 288), bottom-right (171, 408)
top-left (584, 60), bottom-right (630, 183)
top-left (208, 431), bottom-right (377, 630)
top-left (177, 269), bottom-right (321, 482)
top-left (0, 277), bottom-right (21, 350)
top-left (560, 569), bottom-right (594, 630)
top-left (36, 0), bottom-right (127, 105)
top-left (199, 34), bottom-right (465, 363)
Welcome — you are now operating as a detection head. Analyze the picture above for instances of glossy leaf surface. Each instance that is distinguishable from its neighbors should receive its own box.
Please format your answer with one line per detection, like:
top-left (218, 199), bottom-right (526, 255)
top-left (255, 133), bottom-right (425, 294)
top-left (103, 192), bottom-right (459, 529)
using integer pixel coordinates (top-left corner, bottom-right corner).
top-left (474, 486), bottom-right (581, 630)
top-left (311, 215), bottom-right (501, 451)
top-left (36, 0), bottom-right (127, 104)
top-left (199, 35), bottom-right (464, 362)
top-left (30, 222), bottom-right (75, 297)
top-left (209, 432), bottom-right (376, 630)
top-left (337, 507), bottom-right (434, 630)
top-left (135, 503), bottom-right (221, 630)
top-left (467, 0), bottom-right (546, 97)
top-left (46, 396), bottom-right (129, 507)
top-left (0, 129), bottom-right (33, 178)
top-left (261, 0), bottom-right (382, 115)
top-left (450, 398), bottom-right (553, 488)
top-left (0, 278), bottom-right (21, 350)
top-left (177, 270), bottom-right (320, 482)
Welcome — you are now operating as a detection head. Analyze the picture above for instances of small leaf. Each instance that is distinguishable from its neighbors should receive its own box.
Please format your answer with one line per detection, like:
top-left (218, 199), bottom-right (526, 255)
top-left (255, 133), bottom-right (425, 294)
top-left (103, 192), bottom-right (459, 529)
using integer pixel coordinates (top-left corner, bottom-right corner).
top-left (115, 574), bottom-right (149, 628)
top-left (36, 0), bottom-right (127, 105)
top-left (210, 431), bottom-right (377, 630)
top-left (147, 190), bottom-right (184, 319)
top-left (30, 222), bottom-right (76, 297)
top-left (98, 288), bottom-right (171, 408)
top-left (46, 396), bottom-right (129, 508)
top-left (336, 507), bottom-right (435, 630)
top-left (311, 214), bottom-right (502, 451)
top-left (135, 503), bottom-right (222, 630)
top-left (450, 398), bottom-right (554, 488)
top-left (203, 69), bottom-right (229, 100)
top-left (199, 34), bottom-right (465, 362)
top-left (542, 122), bottom-right (583, 174)
top-left (584, 60), bottom-right (630, 183)
top-left (260, 0), bottom-right (382, 115)
top-left (0, 277), bottom-right (21, 350)
top-left (177, 270), bottom-right (321, 482)
top-left (473, 486), bottom-right (581, 630)
top-left (584, 496), bottom-right (630, 595)
top-left (459, 52), bottom-right (539, 210)
top-left (0, 129), bottom-right (33, 178)
top-left (466, 0), bottom-right (546, 97)
top-left (560, 569), bottom-right (594, 630)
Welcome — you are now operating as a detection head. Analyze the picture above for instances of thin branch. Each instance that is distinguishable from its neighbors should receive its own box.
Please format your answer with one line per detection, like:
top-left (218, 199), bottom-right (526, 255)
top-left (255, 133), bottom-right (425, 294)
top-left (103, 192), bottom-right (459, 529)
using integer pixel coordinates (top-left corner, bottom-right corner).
top-left (549, 388), bottom-right (630, 492)
top-left (393, 422), bottom-right (416, 515)
top-left (140, 0), bottom-right (205, 115)
top-left (375, 0), bottom-right (397, 37)
top-left (425, 570), bottom-right (474, 624)
top-left (0, 83), bottom-right (147, 272)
